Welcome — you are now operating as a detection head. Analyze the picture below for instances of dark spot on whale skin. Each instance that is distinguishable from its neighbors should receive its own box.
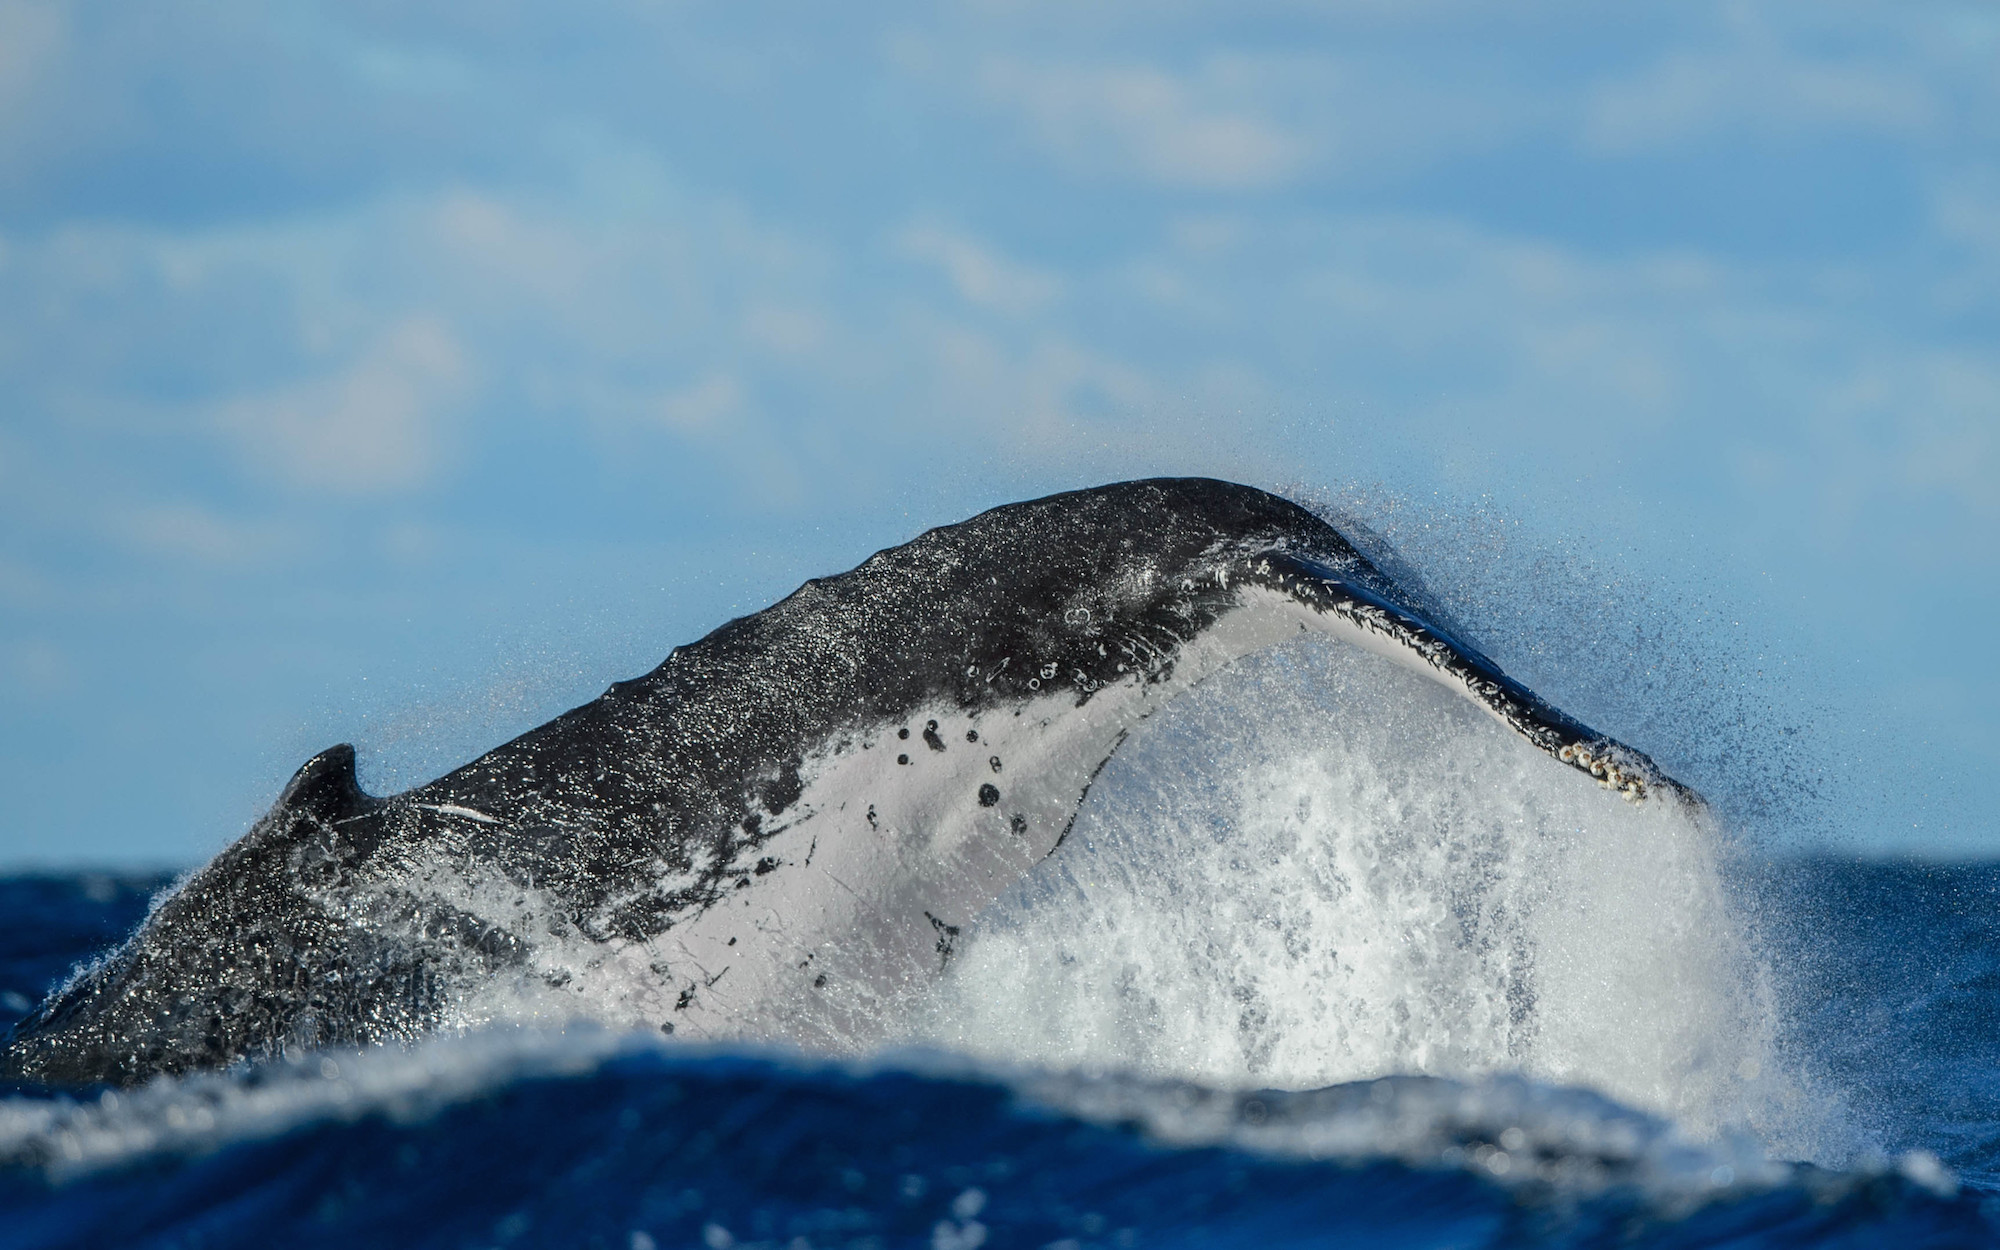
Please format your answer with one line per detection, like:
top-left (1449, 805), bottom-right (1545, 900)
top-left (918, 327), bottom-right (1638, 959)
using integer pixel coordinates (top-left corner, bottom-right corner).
top-left (923, 720), bottom-right (946, 752)
top-left (989, 756), bottom-right (1002, 772)
top-left (753, 857), bottom-right (779, 875)
top-left (978, 784), bottom-right (1000, 807)
top-left (898, 727), bottom-right (910, 740)
top-left (866, 804), bottom-right (878, 829)
top-left (965, 729), bottom-right (979, 742)
top-left (813, 974), bottom-right (827, 988)
top-left (675, 987), bottom-right (694, 1011)
top-left (661, 1022), bottom-right (675, 1035)
top-left (727, 937), bottom-right (736, 946)
top-left (1010, 814), bottom-right (1027, 836)
top-left (897, 753), bottom-right (910, 765)
top-left (925, 911), bottom-right (961, 969)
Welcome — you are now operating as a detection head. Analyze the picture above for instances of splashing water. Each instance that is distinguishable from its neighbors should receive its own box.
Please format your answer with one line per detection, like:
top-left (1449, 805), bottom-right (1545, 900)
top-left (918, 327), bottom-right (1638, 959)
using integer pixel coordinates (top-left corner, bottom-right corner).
top-left (911, 638), bottom-right (1834, 1157)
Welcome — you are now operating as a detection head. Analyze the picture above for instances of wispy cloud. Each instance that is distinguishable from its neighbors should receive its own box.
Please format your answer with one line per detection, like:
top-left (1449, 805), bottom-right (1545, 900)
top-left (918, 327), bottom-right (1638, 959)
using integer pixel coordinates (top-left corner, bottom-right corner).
top-left (975, 57), bottom-right (1311, 191)
top-left (217, 317), bottom-right (468, 494)
top-left (898, 222), bottom-right (1064, 316)
top-left (655, 374), bottom-right (745, 435)
top-left (0, 0), bottom-right (66, 123)
top-left (112, 503), bottom-right (297, 567)
top-left (1583, 45), bottom-right (1941, 154)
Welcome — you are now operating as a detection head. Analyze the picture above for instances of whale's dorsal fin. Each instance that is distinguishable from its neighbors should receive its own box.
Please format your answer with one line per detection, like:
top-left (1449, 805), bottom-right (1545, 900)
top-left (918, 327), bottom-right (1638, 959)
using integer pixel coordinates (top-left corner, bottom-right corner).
top-left (276, 744), bottom-right (371, 823)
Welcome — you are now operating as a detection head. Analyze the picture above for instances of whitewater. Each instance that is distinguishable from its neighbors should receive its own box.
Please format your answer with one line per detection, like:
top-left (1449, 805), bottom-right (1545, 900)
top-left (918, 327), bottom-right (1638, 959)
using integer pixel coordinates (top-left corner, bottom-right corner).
top-left (2, 480), bottom-right (1996, 1248)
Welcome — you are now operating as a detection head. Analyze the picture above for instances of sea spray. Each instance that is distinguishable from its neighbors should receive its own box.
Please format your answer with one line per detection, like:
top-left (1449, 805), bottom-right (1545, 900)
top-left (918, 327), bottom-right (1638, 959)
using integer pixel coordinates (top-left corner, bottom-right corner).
top-left (913, 637), bottom-right (1840, 1159)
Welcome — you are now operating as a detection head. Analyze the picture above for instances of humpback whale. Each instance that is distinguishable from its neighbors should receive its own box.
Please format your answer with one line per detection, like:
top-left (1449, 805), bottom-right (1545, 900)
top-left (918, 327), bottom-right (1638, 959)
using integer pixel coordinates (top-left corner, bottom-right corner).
top-left (1, 479), bottom-right (1685, 1086)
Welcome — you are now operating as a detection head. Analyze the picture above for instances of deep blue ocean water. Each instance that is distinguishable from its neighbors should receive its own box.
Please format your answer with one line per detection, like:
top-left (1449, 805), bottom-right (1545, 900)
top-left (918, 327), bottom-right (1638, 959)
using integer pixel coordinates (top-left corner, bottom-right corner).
top-left (4, 862), bottom-right (2000, 1249)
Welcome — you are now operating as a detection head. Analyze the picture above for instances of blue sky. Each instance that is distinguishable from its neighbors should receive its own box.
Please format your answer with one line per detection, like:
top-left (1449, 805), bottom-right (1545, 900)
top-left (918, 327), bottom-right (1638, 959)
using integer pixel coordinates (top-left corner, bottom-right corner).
top-left (1, 1), bottom-right (1996, 864)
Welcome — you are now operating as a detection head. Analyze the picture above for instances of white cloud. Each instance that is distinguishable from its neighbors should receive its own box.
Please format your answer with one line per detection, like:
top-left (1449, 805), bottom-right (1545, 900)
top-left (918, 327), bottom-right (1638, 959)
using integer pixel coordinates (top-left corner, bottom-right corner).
top-left (2, 638), bottom-right (70, 697)
top-left (740, 304), bottom-right (830, 358)
top-left (0, 0), bottom-right (66, 125)
top-left (898, 223), bottom-right (1063, 316)
top-left (1815, 351), bottom-right (2000, 523)
top-left (977, 57), bottom-right (1310, 191)
top-left (1932, 171), bottom-right (2000, 319)
top-left (1936, 174), bottom-right (2000, 254)
top-left (218, 316), bottom-right (468, 494)
top-left (656, 374), bottom-right (744, 433)
top-left (1583, 44), bottom-right (1940, 155)
top-left (114, 503), bottom-right (296, 567)
top-left (0, 553), bottom-right (53, 611)
top-left (4, 148), bottom-right (1991, 561)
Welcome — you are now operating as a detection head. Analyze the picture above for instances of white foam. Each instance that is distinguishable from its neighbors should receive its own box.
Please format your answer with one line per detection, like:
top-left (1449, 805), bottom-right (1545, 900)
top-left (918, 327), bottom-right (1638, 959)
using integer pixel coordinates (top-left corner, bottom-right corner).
top-left (0, 1027), bottom-right (631, 1179)
top-left (901, 638), bottom-right (1837, 1158)
top-left (0, 1029), bottom-right (1932, 1208)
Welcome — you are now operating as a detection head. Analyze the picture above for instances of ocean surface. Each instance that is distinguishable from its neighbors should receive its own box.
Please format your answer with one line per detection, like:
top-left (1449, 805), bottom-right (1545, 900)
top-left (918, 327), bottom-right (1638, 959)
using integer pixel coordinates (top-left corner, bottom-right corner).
top-left (2, 857), bottom-right (2000, 1248)
top-left (3, 596), bottom-right (1999, 1247)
